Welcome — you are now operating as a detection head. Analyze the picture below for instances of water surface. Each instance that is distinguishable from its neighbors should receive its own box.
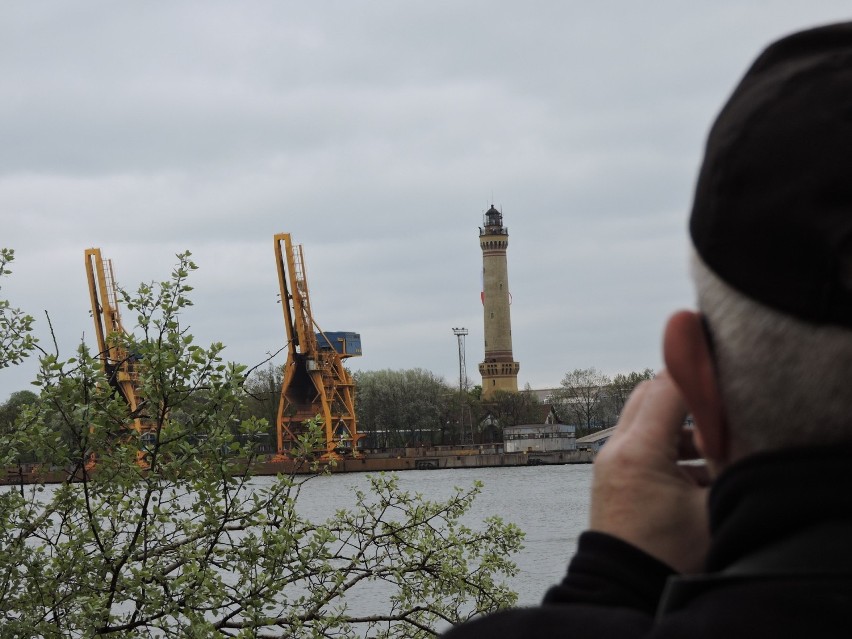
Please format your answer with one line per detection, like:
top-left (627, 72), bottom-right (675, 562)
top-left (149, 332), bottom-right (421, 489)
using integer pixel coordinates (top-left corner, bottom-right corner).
top-left (294, 464), bottom-right (593, 605)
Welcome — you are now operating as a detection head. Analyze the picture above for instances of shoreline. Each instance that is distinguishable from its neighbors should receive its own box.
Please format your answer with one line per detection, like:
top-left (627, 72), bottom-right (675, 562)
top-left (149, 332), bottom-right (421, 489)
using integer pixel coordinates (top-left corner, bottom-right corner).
top-left (2, 447), bottom-right (594, 485)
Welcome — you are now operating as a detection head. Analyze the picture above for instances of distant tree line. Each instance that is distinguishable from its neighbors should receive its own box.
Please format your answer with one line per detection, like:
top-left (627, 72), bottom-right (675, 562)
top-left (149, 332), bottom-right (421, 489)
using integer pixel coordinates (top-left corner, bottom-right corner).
top-left (550, 367), bottom-right (655, 438)
top-left (0, 365), bottom-right (655, 454)
top-left (234, 365), bottom-right (654, 446)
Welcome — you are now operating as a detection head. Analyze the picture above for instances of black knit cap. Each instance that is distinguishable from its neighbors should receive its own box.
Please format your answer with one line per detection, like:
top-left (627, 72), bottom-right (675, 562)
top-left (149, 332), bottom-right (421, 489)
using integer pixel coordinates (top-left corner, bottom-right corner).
top-left (690, 22), bottom-right (852, 326)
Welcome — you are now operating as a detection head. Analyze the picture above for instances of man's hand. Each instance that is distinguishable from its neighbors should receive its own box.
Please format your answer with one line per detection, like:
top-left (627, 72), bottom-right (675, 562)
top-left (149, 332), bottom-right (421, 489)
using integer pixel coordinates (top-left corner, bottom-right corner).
top-left (589, 370), bottom-right (710, 574)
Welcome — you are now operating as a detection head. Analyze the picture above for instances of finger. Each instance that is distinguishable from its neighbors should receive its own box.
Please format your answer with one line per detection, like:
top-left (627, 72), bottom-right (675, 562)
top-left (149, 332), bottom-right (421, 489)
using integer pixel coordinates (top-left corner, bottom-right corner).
top-left (629, 372), bottom-right (686, 431)
top-left (610, 379), bottom-right (652, 436)
top-left (626, 372), bottom-right (689, 452)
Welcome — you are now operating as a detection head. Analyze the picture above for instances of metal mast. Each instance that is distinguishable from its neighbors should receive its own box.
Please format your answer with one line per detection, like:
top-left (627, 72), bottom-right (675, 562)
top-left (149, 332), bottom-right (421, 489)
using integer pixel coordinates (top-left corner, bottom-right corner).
top-left (452, 327), bottom-right (473, 444)
top-left (453, 327), bottom-right (469, 394)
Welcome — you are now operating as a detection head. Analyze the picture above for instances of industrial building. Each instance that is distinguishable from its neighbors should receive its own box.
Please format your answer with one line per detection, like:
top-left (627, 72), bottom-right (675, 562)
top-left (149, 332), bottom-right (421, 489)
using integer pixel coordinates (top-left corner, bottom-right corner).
top-left (503, 423), bottom-right (577, 454)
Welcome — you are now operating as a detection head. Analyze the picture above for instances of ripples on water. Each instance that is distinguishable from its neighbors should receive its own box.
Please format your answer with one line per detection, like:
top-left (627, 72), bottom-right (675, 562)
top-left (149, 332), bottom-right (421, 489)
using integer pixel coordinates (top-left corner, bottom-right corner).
top-left (291, 464), bottom-right (593, 606)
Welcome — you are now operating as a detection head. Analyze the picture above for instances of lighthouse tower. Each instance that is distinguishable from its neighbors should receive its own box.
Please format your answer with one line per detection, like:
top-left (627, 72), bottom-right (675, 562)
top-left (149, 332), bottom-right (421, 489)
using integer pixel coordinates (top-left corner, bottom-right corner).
top-left (478, 205), bottom-right (520, 400)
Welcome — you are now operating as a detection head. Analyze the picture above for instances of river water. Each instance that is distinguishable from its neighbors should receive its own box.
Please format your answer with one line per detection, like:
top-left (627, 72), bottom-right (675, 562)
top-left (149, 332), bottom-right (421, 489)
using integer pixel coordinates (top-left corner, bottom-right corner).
top-left (5, 463), bottom-right (593, 628)
top-left (292, 464), bottom-right (594, 606)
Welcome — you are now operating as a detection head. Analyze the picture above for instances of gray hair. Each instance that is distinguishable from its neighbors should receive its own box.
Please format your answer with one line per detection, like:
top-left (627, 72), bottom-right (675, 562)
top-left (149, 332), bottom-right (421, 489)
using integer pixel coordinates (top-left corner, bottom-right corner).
top-left (693, 255), bottom-right (852, 455)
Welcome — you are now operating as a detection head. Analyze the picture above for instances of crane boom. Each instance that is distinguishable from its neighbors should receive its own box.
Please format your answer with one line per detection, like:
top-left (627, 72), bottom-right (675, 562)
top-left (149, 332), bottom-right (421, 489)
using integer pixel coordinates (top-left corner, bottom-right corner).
top-left (85, 248), bottom-right (154, 461)
top-left (274, 233), bottom-right (363, 460)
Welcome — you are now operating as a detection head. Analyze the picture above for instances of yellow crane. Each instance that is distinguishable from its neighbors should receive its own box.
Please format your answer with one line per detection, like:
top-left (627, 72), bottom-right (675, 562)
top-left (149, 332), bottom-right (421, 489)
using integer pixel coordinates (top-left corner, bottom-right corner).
top-left (273, 233), bottom-right (363, 460)
top-left (85, 248), bottom-right (155, 464)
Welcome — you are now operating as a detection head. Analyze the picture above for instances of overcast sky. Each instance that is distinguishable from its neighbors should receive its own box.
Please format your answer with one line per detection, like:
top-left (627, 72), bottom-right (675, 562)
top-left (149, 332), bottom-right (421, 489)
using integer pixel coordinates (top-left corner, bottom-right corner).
top-left (2, 2), bottom-right (850, 401)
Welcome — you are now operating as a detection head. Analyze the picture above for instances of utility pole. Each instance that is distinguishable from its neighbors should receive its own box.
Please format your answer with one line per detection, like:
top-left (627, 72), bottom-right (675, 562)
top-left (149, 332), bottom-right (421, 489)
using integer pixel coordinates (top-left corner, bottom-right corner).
top-left (453, 328), bottom-right (473, 445)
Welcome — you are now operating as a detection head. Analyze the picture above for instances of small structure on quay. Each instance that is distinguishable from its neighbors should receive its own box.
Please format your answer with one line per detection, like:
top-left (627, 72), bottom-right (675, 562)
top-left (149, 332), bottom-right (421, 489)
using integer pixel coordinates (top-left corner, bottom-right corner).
top-left (503, 423), bottom-right (577, 454)
top-left (576, 426), bottom-right (616, 453)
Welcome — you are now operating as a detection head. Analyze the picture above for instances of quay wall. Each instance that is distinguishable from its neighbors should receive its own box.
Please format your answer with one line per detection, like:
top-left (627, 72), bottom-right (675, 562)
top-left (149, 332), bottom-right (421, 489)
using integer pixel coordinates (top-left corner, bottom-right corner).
top-left (2, 449), bottom-right (594, 485)
top-left (255, 448), bottom-right (594, 475)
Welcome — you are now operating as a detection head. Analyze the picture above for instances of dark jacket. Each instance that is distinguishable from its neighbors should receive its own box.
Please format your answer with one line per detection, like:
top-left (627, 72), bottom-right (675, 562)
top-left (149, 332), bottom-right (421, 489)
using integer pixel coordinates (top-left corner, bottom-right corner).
top-left (444, 446), bottom-right (852, 638)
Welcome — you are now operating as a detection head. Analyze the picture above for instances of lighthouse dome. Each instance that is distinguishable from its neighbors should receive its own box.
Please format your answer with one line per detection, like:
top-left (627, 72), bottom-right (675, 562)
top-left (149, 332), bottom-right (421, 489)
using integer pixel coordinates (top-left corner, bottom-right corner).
top-left (484, 205), bottom-right (503, 228)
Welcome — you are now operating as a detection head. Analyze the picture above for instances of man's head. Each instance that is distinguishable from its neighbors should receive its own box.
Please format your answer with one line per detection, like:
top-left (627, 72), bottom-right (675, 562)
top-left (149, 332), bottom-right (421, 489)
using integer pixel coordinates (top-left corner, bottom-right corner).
top-left (664, 22), bottom-right (852, 467)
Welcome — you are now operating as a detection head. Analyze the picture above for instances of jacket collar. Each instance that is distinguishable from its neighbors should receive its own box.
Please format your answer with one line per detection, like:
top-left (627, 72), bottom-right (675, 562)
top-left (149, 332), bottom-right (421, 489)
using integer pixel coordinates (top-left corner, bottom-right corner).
top-left (707, 443), bottom-right (852, 572)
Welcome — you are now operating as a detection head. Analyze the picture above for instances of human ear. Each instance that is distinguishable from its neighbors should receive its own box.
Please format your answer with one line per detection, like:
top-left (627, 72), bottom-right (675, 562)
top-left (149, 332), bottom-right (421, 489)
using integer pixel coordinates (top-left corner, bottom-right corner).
top-left (663, 311), bottom-right (728, 466)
